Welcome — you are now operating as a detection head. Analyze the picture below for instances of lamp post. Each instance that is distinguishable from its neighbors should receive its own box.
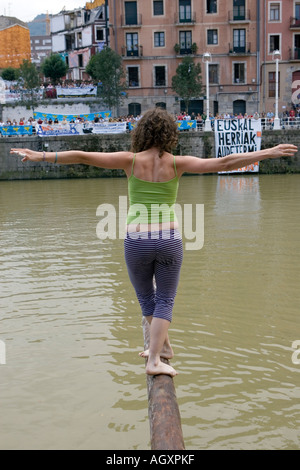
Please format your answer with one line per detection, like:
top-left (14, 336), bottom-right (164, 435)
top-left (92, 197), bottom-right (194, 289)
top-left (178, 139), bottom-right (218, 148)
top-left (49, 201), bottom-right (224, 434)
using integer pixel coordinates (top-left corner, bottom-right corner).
top-left (202, 52), bottom-right (212, 131)
top-left (272, 49), bottom-right (281, 130)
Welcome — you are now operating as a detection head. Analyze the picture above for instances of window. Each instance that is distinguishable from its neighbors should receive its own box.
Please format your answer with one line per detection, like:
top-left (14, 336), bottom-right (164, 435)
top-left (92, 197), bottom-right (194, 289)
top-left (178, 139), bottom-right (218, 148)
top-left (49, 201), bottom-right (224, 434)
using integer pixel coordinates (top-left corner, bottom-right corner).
top-left (179, 0), bottom-right (191, 22)
top-left (269, 71), bottom-right (280, 98)
top-left (207, 0), bottom-right (217, 14)
top-left (154, 32), bottom-right (165, 47)
top-left (128, 103), bottom-right (141, 117)
top-left (78, 54), bottom-right (83, 68)
top-left (233, 0), bottom-right (245, 20)
top-left (233, 28), bottom-right (246, 53)
top-left (96, 28), bottom-right (104, 41)
top-left (269, 3), bottom-right (280, 21)
top-left (207, 29), bottom-right (218, 45)
top-left (126, 32), bottom-right (139, 56)
top-left (128, 67), bottom-right (139, 87)
top-left (179, 30), bottom-right (192, 53)
top-left (296, 3), bottom-right (300, 20)
top-left (125, 1), bottom-right (137, 25)
top-left (153, 0), bottom-right (164, 15)
top-left (209, 64), bottom-right (219, 84)
top-left (269, 35), bottom-right (280, 53)
top-left (233, 63), bottom-right (245, 83)
top-left (154, 66), bottom-right (166, 86)
top-left (294, 34), bottom-right (300, 59)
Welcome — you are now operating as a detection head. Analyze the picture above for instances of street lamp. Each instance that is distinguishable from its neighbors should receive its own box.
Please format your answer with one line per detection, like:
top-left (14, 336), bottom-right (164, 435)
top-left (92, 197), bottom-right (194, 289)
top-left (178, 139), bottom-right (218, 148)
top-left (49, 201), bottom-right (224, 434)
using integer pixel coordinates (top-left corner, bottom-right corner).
top-left (202, 52), bottom-right (212, 131)
top-left (272, 49), bottom-right (281, 130)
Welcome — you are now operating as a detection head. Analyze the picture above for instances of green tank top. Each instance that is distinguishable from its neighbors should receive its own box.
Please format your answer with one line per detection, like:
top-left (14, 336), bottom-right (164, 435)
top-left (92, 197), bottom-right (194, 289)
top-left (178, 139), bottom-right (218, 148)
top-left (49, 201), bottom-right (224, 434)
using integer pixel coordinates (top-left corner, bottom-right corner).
top-left (127, 154), bottom-right (179, 225)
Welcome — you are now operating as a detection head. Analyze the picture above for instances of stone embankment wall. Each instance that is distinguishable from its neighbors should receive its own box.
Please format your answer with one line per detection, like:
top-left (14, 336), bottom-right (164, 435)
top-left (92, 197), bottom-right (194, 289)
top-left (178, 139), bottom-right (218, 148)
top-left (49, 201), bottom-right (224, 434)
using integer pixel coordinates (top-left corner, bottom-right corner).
top-left (0, 130), bottom-right (299, 180)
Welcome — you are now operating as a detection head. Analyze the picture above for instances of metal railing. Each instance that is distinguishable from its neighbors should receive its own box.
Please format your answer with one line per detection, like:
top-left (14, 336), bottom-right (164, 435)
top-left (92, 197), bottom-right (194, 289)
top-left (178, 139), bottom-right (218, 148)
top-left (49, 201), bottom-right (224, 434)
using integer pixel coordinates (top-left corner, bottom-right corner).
top-left (174, 11), bottom-right (196, 24)
top-left (228, 9), bottom-right (250, 22)
top-left (121, 45), bottom-right (143, 57)
top-left (229, 42), bottom-right (251, 54)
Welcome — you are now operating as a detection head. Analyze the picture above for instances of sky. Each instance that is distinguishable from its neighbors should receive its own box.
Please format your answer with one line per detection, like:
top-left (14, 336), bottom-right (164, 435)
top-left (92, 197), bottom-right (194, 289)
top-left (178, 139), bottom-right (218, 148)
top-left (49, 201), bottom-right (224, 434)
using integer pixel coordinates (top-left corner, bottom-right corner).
top-left (1, 0), bottom-right (87, 23)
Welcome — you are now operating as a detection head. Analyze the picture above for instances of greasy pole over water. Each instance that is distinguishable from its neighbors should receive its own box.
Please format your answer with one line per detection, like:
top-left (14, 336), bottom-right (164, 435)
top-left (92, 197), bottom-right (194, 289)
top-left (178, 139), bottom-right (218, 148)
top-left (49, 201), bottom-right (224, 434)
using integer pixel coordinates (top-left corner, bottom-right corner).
top-left (142, 317), bottom-right (185, 450)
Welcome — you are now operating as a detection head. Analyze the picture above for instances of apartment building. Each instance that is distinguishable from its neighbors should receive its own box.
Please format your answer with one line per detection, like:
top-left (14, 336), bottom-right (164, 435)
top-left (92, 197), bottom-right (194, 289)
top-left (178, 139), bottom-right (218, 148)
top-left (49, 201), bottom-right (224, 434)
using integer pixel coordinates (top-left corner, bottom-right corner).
top-left (0, 16), bottom-right (31, 69)
top-left (50, 5), bottom-right (107, 81)
top-left (30, 36), bottom-right (52, 66)
top-left (261, 0), bottom-right (300, 115)
top-left (107, 0), bottom-right (260, 116)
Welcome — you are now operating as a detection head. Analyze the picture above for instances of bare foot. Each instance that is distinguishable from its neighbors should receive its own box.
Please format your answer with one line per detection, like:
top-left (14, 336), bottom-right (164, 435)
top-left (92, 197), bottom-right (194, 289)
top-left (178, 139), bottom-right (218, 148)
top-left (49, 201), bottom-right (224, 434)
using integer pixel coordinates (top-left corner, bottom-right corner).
top-left (139, 346), bottom-right (174, 360)
top-left (146, 360), bottom-right (178, 377)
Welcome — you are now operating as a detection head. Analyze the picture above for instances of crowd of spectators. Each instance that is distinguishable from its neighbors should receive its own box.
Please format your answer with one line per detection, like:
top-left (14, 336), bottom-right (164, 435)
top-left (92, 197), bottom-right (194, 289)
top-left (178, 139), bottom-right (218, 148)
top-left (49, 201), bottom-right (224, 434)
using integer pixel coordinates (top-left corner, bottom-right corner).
top-left (1, 107), bottom-right (300, 133)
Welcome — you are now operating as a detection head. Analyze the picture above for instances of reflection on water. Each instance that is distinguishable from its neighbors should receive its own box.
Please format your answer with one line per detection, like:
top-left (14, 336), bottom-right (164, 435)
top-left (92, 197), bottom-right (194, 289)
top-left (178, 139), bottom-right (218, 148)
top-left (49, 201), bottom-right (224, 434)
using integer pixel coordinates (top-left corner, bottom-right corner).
top-left (0, 175), bottom-right (299, 450)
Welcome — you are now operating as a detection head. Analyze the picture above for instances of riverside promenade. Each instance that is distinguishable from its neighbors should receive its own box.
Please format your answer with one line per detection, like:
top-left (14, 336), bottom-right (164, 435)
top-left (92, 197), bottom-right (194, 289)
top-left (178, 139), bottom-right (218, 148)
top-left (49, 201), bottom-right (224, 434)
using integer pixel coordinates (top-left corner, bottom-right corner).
top-left (1, 129), bottom-right (299, 180)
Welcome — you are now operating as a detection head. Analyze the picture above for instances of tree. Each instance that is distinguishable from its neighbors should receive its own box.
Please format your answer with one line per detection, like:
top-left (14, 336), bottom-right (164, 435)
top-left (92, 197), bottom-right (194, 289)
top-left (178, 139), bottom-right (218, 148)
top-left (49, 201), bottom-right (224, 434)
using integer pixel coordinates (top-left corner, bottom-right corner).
top-left (172, 57), bottom-right (203, 113)
top-left (1, 67), bottom-right (18, 81)
top-left (18, 60), bottom-right (40, 113)
top-left (86, 47), bottom-right (126, 111)
top-left (41, 53), bottom-right (68, 85)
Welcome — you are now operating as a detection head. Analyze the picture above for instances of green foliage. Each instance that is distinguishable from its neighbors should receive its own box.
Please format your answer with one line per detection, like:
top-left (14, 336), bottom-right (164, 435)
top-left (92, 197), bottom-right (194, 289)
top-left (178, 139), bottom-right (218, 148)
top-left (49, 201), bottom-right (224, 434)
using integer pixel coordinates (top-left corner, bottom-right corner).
top-left (41, 54), bottom-right (68, 85)
top-left (1, 67), bottom-right (18, 81)
top-left (86, 47), bottom-right (127, 110)
top-left (19, 60), bottom-right (40, 90)
top-left (172, 56), bottom-right (203, 113)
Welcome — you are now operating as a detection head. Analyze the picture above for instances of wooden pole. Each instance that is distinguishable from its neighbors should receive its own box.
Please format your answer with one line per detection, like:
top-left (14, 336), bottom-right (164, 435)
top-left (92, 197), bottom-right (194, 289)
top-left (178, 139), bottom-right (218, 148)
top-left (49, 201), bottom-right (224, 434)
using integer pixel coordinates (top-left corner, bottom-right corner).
top-left (143, 317), bottom-right (185, 450)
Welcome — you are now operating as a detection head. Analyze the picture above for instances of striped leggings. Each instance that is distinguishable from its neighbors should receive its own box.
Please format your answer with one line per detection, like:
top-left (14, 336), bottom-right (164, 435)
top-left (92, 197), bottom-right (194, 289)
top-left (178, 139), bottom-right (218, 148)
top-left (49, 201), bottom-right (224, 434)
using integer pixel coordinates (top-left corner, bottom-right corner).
top-left (124, 230), bottom-right (183, 323)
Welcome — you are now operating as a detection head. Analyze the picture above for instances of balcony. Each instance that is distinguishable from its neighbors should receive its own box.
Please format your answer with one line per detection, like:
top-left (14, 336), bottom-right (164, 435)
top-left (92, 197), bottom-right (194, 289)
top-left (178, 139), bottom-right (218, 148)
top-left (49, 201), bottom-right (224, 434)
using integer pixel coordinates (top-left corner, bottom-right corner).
top-left (228, 9), bottom-right (250, 23)
top-left (229, 42), bottom-right (251, 55)
top-left (289, 47), bottom-right (300, 60)
top-left (290, 17), bottom-right (300, 29)
top-left (174, 11), bottom-right (196, 25)
top-left (121, 45), bottom-right (143, 58)
top-left (121, 14), bottom-right (142, 28)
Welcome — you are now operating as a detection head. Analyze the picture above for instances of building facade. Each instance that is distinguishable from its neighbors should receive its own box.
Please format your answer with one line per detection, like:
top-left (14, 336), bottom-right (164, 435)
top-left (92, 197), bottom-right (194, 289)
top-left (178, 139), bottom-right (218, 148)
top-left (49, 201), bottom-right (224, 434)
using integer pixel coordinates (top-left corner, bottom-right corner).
top-left (50, 5), bottom-right (107, 81)
top-left (261, 0), bottom-right (300, 116)
top-left (30, 36), bottom-right (52, 66)
top-left (107, 0), bottom-right (260, 116)
top-left (0, 16), bottom-right (31, 69)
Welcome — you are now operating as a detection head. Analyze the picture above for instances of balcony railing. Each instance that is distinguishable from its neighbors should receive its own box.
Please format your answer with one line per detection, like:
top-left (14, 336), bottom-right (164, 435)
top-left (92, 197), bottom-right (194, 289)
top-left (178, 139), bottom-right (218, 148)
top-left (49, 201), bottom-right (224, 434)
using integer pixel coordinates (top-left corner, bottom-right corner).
top-left (289, 46), bottom-right (300, 60)
top-left (290, 17), bottom-right (300, 28)
top-left (121, 45), bottom-right (143, 57)
top-left (121, 14), bottom-right (142, 27)
top-left (228, 9), bottom-right (250, 22)
top-left (174, 11), bottom-right (196, 25)
top-left (229, 42), bottom-right (251, 54)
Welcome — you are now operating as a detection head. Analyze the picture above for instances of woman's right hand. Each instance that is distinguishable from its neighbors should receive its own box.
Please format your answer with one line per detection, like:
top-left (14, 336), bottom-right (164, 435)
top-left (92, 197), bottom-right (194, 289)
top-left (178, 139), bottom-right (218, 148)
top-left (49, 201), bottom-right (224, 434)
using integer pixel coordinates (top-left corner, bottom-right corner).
top-left (10, 148), bottom-right (42, 162)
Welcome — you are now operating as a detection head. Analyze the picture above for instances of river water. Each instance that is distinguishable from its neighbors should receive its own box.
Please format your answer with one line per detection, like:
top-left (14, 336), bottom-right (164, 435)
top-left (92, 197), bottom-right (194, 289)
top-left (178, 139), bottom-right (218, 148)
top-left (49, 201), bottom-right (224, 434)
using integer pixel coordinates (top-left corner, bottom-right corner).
top-left (0, 174), bottom-right (299, 450)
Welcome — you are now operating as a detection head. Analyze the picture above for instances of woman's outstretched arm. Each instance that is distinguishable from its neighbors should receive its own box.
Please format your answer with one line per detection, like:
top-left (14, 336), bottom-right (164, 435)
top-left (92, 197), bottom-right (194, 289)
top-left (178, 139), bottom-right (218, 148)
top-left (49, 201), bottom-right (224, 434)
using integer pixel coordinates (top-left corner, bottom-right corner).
top-left (10, 148), bottom-right (133, 171)
top-left (176, 144), bottom-right (298, 175)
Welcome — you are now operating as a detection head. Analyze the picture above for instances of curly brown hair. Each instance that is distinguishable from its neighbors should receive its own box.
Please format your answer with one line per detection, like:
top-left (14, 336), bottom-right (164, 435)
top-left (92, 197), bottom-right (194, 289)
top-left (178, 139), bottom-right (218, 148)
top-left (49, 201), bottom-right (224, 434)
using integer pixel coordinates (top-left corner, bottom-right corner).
top-left (130, 108), bottom-right (179, 157)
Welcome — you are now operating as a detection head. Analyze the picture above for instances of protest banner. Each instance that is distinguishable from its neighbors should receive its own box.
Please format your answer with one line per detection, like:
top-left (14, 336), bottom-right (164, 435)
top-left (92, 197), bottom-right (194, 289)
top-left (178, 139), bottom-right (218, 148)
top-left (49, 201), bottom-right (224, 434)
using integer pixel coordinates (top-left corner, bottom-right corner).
top-left (215, 118), bottom-right (261, 173)
top-left (33, 111), bottom-right (111, 123)
top-left (0, 126), bottom-right (33, 136)
top-left (36, 123), bottom-right (81, 136)
top-left (177, 120), bottom-right (197, 131)
top-left (92, 122), bottom-right (127, 134)
top-left (56, 86), bottom-right (97, 98)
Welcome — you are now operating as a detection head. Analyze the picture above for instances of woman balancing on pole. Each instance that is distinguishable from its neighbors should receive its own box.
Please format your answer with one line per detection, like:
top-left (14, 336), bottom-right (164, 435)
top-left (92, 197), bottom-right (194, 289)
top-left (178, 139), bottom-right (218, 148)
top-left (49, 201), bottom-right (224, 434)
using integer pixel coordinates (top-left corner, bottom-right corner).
top-left (10, 108), bottom-right (297, 377)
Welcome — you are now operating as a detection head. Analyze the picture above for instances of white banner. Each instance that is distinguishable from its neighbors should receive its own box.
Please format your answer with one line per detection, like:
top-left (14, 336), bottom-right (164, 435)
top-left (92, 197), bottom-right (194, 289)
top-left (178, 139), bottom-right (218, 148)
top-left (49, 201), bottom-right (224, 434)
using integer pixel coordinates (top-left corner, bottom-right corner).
top-left (91, 122), bottom-right (127, 134)
top-left (36, 121), bottom-right (128, 136)
top-left (56, 86), bottom-right (97, 98)
top-left (215, 118), bottom-right (262, 173)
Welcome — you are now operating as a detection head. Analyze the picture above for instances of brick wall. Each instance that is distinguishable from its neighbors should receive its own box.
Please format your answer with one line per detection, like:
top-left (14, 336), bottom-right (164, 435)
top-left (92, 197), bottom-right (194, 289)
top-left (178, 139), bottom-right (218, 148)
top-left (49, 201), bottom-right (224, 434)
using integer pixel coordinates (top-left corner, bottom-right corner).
top-left (0, 25), bottom-right (31, 69)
